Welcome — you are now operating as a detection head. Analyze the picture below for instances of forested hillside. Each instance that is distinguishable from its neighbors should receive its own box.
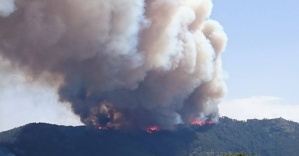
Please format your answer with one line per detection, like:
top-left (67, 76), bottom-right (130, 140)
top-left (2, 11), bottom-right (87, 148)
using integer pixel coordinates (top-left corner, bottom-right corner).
top-left (1, 117), bottom-right (299, 156)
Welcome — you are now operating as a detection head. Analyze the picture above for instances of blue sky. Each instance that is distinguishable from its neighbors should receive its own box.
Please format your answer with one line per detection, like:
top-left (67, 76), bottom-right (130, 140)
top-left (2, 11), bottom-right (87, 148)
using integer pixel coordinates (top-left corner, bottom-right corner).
top-left (212, 0), bottom-right (299, 101)
top-left (212, 0), bottom-right (299, 120)
top-left (1, 0), bottom-right (299, 131)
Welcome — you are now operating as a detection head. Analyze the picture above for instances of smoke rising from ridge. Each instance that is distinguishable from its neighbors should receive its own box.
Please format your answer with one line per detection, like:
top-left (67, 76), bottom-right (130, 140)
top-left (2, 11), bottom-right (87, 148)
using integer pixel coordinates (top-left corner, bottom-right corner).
top-left (0, 0), bottom-right (227, 129)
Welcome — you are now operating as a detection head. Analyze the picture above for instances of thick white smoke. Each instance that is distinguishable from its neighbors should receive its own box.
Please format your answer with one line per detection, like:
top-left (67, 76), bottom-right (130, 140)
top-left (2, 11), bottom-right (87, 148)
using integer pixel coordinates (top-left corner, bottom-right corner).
top-left (0, 0), bottom-right (227, 129)
top-left (0, 0), bottom-right (16, 17)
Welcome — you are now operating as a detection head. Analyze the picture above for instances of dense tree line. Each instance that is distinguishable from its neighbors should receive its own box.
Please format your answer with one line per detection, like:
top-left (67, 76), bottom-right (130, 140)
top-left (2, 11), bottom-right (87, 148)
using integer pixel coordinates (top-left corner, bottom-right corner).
top-left (0, 117), bottom-right (299, 156)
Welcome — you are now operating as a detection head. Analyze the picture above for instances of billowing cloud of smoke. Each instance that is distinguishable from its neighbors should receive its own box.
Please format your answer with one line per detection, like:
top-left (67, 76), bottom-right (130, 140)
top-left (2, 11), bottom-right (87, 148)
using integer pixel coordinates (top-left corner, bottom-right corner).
top-left (0, 0), bottom-right (16, 17)
top-left (0, 0), bottom-right (227, 129)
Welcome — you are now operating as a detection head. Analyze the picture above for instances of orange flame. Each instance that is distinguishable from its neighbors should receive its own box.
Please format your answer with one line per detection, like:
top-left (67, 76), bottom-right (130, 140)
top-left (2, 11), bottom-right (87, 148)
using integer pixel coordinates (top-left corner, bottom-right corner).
top-left (145, 125), bottom-right (160, 133)
top-left (191, 119), bottom-right (213, 126)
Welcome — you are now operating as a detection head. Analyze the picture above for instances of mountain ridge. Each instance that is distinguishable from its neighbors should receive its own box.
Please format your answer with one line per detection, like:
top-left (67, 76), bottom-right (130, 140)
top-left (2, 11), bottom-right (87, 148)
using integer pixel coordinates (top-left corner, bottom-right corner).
top-left (1, 117), bottom-right (299, 156)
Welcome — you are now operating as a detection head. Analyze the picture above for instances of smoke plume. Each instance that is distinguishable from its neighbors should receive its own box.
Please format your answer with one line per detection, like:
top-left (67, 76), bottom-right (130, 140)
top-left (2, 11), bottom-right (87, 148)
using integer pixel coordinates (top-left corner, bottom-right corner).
top-left (0, 0), bottom-right (227, 129)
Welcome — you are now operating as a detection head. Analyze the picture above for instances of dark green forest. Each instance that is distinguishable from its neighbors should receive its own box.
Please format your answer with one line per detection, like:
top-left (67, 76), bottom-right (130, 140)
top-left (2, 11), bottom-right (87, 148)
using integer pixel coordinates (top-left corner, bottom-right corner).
top-left (1, 117), bottom-right (299, 156)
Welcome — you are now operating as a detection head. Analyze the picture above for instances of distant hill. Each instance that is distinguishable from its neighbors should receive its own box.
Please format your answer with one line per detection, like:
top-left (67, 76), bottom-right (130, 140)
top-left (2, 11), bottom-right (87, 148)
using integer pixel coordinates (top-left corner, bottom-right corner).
top-left (1, 117), bottom-right (299, 156)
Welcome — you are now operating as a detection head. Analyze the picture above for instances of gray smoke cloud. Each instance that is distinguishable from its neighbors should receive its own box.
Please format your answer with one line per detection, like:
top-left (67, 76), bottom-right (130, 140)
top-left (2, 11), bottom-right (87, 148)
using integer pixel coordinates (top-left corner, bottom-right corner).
top-left (0, 0), bottom-right (227, 129)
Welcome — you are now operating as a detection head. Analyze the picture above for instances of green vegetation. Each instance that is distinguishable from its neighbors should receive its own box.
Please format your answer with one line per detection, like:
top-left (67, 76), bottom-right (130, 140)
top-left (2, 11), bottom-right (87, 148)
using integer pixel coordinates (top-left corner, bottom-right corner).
top-left (1, 117), bottom-right (299, 156)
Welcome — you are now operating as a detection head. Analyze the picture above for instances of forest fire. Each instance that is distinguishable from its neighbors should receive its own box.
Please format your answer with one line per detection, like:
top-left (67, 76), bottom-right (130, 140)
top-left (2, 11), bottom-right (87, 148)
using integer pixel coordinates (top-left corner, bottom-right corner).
top-left (143, 119), bottom-right (214, 133)
top-left (98, 126), bottom-right (109, 130)
top-left (95, 120), bottom-right (214, 133)
top-left (145, 126), bottom-right (160, 133)
top-left (191, 119), bottom-right (213, 126)
top-left (0, 0), bottom-right (227, 131)
top-left (96, 120), bottom-right (214, 133)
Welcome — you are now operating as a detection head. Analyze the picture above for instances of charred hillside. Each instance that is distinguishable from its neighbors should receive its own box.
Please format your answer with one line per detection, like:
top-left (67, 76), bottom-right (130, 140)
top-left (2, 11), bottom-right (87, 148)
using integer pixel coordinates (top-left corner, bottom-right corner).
top-left (1, 117), bottom-right (299, 156)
